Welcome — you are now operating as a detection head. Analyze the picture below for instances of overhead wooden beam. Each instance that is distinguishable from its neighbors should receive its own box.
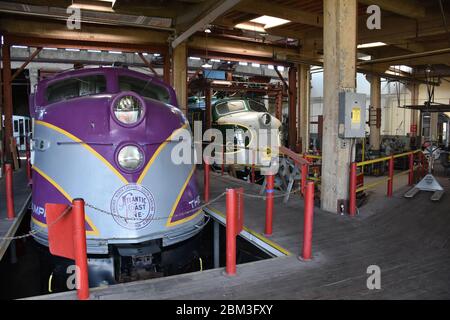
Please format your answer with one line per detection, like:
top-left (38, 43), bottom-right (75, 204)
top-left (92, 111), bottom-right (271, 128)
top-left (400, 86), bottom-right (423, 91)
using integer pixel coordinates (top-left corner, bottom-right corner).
top-left (0, 16), bottom-right (170, 51)
top-left (235, 0), bottom-right (323, 28)
top-left (359, 0), bottom-right (426, 19)
top-left (172, 0), bottom-right (241, 49)
top-left (188, 35), bottom-right (298, 59)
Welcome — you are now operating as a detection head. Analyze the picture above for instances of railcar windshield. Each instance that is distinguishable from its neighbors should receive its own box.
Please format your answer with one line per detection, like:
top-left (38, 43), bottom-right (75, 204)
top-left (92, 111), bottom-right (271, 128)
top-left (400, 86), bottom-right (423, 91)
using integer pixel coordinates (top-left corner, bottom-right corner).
top-left (118, 76), bottom-right (170, 104)
top-left (45, 74), bottom-right (107, 104)
top-left (215, 100), bottom-right (246, 115)
top-left (248, 100), bottom-right (267, 112)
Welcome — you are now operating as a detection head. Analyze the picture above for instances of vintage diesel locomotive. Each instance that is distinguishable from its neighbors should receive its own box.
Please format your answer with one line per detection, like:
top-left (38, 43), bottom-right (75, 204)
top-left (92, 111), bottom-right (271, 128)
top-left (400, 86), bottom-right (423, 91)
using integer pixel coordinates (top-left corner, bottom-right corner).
top-left (29, 66), bottom-right (206, 285)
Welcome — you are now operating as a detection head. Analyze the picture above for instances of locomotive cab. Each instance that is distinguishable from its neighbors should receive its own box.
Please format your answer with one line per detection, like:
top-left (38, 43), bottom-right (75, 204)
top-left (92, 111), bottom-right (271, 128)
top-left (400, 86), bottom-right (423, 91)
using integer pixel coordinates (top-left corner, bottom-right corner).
top-left (211, 98), bottom-right (282, 168)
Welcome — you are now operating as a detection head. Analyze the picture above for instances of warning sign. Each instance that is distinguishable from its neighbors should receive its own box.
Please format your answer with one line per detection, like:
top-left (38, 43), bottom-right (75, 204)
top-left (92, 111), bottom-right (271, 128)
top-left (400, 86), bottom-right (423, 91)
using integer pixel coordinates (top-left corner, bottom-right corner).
top-left (352, 107), bottom-right (361, 124)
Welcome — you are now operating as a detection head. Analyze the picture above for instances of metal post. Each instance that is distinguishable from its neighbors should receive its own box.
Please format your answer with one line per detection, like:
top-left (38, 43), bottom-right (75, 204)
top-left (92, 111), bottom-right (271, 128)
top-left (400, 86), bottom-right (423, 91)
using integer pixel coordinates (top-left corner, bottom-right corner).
top-left (265, 174), bottom-right (274, 236)
top-left (225, 189), bottom-right (237, 276)
top-left (408, 153), bottom-right (414, 186)
top-left (301, 163), bottom-right (308, 196)
top-left (213, 220), bottom-right (220, 269)
top-left (204, 160), bottom-right (210, 202)
top-left (387, 156), bottom-right (394, 197)
top-left (251, 149), bottom-right (256, 183)
top-left (72, 199), bottom-right (90, 300)
top-left (301, 182), bottom-right (315, 261)
top-left (2, 41), bottom-right (13, 161)
top-left (5, 163), bottom-right (15, 220)
top-left (349, 162), bottom-right (357, 216)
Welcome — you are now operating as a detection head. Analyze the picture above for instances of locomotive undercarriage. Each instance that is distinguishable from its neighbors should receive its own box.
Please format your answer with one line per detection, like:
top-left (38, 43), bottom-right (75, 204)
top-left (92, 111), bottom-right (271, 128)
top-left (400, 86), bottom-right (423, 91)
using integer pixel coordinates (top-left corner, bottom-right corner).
top-left (38, 216), bottom-right (208, 292)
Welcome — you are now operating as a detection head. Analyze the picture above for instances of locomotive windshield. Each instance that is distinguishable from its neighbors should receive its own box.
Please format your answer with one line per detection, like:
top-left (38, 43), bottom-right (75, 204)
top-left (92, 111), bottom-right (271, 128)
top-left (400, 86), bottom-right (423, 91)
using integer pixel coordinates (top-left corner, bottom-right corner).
top-left (119, 76), bottom-right (170, 104)
top-left (215, 100), bottom-right (246, 115)
top-left (248, 100), bottom-right (267, 112)
top-left (45, 74), bottom-right (106, 104)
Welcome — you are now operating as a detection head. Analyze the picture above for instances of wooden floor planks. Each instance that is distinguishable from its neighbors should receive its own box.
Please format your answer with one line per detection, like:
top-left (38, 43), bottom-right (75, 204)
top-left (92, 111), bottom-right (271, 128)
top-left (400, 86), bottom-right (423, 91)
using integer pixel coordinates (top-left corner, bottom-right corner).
top-left (29, 168), bottom-right (450, 300)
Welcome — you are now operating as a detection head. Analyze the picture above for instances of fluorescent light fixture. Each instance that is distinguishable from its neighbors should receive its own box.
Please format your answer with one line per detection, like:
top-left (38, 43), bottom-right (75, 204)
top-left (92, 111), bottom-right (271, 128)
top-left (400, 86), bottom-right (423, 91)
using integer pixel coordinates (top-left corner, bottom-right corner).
top-left (238, 61), bottom-right (248, 66)
top-left (87, 49), bottom-right (102, 53)
top-left (65, 48), bottom-right (80, 52)
top-left (211, 80), bottom-right (232, 86)
top-left (251, 63), bottom-right (260, 68)
top-left (202, 62), bottom-right (212, 69)
top-left (267, 65), bottom-right (274, 70)
top-left (204, 28), bottom-right (212, 33)
top-left (153, 53), bottom-right (160, 57)
top-left (210, 59), bottom-right (221, 62)
top-left (234, 22), bottom-right (266, 33)
top-left (44, 47), bottom-right (58, 50)
top-left (69, 0), bottom-right (115, 12)
top-left (357, 42), bottom-right (387, 49)
top-left (109, 51), bottom-right (122, 54)
top-left (358, 55), bottom-right (372, 61)
top-left (391, 65), bottom-right (412, 73)
top-left (189, 56), bottom-right (201, 60)
top-left (276, 66), bottom-right (285, 72)
top-left (250, 15), bottom-right (290, 29)
top-left (12, 45), bottom-right (28, 49)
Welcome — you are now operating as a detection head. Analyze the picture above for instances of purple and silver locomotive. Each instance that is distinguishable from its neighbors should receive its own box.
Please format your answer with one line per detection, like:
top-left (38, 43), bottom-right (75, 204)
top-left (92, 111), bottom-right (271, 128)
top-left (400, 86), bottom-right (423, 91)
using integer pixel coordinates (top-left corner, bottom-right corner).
top-left (29, 66), bottom-right (205, 284)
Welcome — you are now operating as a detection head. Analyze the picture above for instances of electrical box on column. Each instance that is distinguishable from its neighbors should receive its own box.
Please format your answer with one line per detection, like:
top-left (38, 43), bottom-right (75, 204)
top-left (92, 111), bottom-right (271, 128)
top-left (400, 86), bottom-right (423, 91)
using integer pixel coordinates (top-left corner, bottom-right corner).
top-left (338, 92), bottom-right (366, 138)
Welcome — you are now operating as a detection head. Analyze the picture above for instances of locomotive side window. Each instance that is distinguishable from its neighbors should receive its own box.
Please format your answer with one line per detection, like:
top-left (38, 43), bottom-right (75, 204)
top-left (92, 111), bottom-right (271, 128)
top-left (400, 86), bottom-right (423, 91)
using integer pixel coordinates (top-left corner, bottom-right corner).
top-left (45, 75), bottom-right (106, 104)
top-left (215, 100), bottom-right (246, 115)
top-left (118, 76), bottom-right (170, 104)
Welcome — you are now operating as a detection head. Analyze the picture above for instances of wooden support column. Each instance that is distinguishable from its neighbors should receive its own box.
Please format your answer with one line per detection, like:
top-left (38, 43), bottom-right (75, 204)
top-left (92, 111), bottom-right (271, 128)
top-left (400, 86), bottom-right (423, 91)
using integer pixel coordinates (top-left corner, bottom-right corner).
top-left (2, 41), bottom-right (13, 162)
top-left (163, 53), bottom-right (171, 85)
top-left (298, 64), bottom-right (311, 153)
top-left (288, 66), bottom-right (298, 149)
top-left (172, 42), bottom-right (188, 114)
top-left (368, 75), bottom-right (381, 152)
top-left (321, 0), bottom-right (357, 214)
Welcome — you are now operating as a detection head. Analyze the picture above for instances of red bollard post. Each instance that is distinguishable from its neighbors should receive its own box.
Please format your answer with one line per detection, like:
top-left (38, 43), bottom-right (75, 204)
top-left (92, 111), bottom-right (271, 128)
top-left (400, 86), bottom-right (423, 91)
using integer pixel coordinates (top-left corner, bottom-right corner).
top-left (408, 153), bottom-right (414, 186)
top-left (301, 163), bottom-right (308, 196)
top-left (204, 159), bottom-right (210, 202)
top-left (387, 156), bottom-right (394, 197)
top-left (265, 174), bottom-right (275, 236)
top-left (5, 163), bottom-right (15, 220)
top-left (349, 162), bottom-right (357, 217)
top-left (72, 199), bottom-right (90, 300)
top-left (225, 189), bottom-right (237, 276)
top-left (301, 182), bottom-right (315, 261)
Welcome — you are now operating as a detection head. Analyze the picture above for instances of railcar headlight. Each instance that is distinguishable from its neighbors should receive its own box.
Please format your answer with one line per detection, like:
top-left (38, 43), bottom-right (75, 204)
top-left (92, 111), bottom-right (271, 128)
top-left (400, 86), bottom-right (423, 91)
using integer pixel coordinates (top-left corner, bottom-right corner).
top-left (113, 95), bottom-right (143, 125)
top-left (118, 145), bottom-right (144, 170)
top-left (260, 113), bottom-right (271, 126)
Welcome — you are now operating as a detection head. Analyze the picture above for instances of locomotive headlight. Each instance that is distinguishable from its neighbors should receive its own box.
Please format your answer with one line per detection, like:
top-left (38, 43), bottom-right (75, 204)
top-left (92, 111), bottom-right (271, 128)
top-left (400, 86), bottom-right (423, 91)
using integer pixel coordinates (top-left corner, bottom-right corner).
top-left (113, 94), bottom-right (143, 125)
top-left (260, 113), bottom-right (272, 127)
top-left (118, 145), bottom-right (144, 170)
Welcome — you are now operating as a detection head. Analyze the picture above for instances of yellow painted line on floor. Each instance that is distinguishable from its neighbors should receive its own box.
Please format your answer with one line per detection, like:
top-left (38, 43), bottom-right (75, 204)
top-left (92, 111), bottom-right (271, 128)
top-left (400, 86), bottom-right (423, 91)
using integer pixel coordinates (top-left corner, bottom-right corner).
top-left (206, 206), bottom-right (292, 256)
